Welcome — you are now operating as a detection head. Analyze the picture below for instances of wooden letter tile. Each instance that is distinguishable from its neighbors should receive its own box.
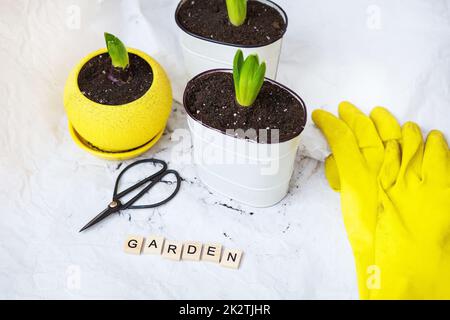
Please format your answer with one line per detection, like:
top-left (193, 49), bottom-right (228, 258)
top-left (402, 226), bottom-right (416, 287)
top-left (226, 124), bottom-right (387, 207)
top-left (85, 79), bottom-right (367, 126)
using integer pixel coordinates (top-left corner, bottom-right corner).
top-left (182, 242), bottom-right (203, 261)
top-left (220, 249), bottom-right (243, 269)
top-left (202, 243), bottom-right (222, 263)
top-left (162, 240), bottom-right (183, 261)
top-left (143, 236), bottom-right (165, 255)
top-left (124, 236), bottom-right (144, 255)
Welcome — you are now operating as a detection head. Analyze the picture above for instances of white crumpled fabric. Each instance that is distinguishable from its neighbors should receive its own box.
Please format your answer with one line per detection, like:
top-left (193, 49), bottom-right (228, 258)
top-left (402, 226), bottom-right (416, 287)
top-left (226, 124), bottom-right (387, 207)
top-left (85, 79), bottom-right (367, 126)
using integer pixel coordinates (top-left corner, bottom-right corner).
top-left (0, 0), bottom-right (449, 299)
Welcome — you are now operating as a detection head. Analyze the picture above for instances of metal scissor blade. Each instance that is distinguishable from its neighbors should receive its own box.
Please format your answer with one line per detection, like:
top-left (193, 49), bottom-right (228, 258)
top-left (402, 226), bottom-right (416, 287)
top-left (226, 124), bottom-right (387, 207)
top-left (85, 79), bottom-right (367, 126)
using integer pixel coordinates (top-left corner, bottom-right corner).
top-left (79, 206), bottom-right (116, 232)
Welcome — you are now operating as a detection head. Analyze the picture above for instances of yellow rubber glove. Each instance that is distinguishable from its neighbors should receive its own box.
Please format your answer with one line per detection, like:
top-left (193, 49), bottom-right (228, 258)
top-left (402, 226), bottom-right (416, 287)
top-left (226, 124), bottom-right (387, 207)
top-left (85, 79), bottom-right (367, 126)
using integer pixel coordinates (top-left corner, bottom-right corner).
top-left (312, 102), bottom-right (401, 299)
top-left (371, 125), bottom-right (450, 299)
top-left (324, 106), bottom-right (402, 192)
top-left (314, 103), bottom-right (450, 299)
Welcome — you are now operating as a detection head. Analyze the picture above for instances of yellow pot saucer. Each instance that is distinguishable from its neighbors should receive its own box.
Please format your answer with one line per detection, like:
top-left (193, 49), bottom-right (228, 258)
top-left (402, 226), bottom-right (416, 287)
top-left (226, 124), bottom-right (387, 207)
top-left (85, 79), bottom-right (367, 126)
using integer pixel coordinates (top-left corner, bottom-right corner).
top-left (69, 123), bottom-right (164, 161)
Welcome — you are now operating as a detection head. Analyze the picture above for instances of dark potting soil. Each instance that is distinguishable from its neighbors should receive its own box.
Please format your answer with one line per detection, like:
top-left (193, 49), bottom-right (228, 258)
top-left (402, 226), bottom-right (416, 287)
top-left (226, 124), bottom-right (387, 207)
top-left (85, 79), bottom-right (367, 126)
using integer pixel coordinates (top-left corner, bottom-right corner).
top-left (78, 53), bottom-right (153, 105)
top-left (184, 72), bottom-right (306, 143)
top-left (176, 0), bottom-right (286, 46)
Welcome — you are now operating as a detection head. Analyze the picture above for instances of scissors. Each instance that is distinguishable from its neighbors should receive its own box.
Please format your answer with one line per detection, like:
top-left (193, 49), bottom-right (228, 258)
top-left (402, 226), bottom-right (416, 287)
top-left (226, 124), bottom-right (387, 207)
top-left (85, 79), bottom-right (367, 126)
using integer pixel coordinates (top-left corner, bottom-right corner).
top-left (79, 159), bottom-right (181, 232)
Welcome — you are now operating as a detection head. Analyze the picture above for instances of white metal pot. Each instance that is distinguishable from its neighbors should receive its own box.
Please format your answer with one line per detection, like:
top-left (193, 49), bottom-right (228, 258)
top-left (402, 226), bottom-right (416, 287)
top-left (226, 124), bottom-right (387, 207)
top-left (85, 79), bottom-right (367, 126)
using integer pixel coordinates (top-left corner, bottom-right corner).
top-left (183, 70), bottom-right (307, 207)
top-left (175, 0), bottom-right (288, 80)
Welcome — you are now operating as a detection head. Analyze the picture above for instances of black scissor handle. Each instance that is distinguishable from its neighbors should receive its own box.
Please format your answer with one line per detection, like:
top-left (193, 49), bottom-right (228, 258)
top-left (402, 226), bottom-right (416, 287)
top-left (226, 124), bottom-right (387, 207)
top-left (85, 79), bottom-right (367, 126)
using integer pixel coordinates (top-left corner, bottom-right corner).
top-left (112, 159), bottom-right (181, 210)
top-left (128, 169), bottom-right (182, 209)
top-left (113, 159), bottom-right (167, 199)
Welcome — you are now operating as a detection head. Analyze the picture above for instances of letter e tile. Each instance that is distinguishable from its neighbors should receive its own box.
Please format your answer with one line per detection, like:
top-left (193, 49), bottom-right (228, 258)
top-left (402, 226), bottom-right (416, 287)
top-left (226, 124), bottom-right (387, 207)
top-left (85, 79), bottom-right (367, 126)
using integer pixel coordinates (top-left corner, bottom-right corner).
top-left (202, 243), bottom-right (222, 263)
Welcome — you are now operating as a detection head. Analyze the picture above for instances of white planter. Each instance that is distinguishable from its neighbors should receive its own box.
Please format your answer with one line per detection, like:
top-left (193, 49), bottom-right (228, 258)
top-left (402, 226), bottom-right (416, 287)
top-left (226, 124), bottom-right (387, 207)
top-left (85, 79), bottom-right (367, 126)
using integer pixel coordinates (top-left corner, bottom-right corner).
top-left (184, 70), bottom-right (307, 207)
top-left (175, 0), bottom-right (288, 80)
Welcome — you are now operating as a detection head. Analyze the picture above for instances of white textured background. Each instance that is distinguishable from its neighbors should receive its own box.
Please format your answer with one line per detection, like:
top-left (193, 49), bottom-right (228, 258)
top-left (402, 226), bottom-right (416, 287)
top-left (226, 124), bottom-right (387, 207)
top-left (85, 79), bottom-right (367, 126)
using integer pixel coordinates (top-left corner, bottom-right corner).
top-left (0, 0), bottom-right (449, 299)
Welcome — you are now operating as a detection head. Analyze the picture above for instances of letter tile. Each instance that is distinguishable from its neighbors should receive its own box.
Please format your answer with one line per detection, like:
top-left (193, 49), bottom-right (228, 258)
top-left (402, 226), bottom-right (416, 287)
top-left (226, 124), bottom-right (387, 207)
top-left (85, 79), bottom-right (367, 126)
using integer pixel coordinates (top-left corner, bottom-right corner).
top-left (162, 240), bottom-right (183, 261)
top-left (202, 243), bottom-right (222, 263)
top-left (220, 249), bottom-right (243, 269)
top-left (143, 236), bottom-right (165, 255)
top-left (182, 242), bottom-right (203, 261)
top-left (124, 236), bottom-right (144, 255)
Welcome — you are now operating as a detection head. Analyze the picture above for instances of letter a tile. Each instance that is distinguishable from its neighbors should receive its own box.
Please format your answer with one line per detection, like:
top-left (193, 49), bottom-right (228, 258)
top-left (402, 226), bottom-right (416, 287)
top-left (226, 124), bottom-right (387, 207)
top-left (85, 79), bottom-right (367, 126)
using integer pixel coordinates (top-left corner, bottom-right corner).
top-left (143, 236), bottom-right (165, 255)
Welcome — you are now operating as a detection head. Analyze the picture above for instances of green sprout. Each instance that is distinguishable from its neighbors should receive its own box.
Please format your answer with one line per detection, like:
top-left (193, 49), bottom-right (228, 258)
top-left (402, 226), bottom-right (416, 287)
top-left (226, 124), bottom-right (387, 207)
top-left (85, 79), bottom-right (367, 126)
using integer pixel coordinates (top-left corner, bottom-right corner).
top-left (233, 49), bottom-right (266, 107)
top-left (226, 0), bottom-right (247, 27)
top-left (104, 32), bottom-right (129, 69)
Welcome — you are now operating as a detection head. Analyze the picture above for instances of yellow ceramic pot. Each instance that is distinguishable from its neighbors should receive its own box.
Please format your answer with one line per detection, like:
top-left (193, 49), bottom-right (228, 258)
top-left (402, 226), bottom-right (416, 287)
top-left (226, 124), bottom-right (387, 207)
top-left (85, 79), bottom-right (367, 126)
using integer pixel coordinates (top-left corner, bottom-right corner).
top-left (64, 48), bottom-right (172, 154)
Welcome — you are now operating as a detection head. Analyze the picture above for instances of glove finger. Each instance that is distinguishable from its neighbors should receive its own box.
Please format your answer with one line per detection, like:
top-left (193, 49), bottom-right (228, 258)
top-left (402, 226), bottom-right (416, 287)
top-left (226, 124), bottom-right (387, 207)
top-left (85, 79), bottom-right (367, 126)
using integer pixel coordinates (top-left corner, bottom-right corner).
top-left (398, 122), bottom-right (424, 183)
top-left (338, 101), bottom-right (384, 148)
top-left (338, 101), bottom-right (384, 173)
top-left (312, 109), bottom-right (366, 178)
top-left (422, 130), bottom-right (449, 187)
top-left (325, 154), bottom-right (341, 192)
top-left (379, 140), bottom-right (401, 190)
top-left (370, 107), bottom-right (402, 142)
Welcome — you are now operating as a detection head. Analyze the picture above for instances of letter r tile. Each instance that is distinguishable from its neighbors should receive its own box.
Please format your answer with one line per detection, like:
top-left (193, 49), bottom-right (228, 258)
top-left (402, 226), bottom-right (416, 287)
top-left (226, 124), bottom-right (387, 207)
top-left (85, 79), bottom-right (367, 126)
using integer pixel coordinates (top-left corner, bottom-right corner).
top-left (162, 240), bottom-right (183, 261)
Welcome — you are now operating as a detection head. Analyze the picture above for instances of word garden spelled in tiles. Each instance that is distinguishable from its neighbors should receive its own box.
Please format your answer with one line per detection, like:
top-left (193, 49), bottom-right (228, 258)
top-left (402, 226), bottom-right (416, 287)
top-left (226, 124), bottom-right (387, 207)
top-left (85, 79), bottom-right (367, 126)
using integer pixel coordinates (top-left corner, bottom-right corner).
top-left (124, 235), bottom-right (243, 269)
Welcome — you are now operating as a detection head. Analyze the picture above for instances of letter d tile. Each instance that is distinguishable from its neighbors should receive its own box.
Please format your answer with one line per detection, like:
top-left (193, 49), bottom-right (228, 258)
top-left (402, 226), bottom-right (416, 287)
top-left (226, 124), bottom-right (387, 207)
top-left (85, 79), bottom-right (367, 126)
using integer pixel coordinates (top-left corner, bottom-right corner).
top-left (182, 242), bottom-right (203, 261)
